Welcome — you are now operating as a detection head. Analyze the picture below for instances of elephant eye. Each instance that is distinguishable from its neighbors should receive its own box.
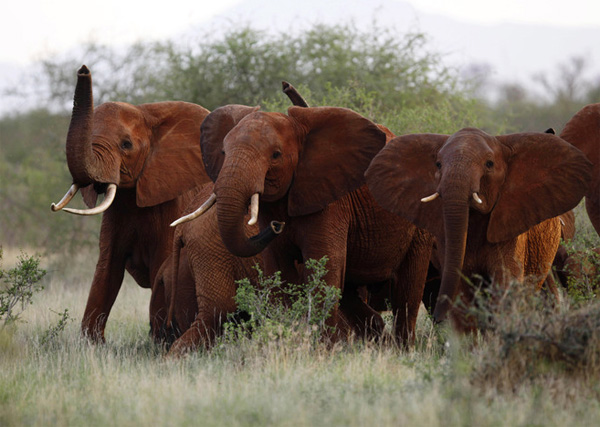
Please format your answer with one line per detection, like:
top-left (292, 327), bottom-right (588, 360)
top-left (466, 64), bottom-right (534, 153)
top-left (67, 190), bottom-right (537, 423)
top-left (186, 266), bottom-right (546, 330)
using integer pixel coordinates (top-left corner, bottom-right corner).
top-left (121, 140), bottom-right (133, 150)
top-left (435, 161), bottom-right (442, 170)
top-left (272, 151), bottom-right (282, 160)
top-left (485, 160), bottom-right (494, 168)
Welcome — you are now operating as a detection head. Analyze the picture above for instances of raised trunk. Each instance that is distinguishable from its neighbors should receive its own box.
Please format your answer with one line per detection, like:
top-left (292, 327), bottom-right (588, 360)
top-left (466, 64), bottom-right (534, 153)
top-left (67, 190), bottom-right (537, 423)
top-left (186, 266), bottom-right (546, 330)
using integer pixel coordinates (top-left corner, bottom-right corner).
top-left (65, 65), bottom-right (103, 185)
top-left (433, 197), bottom-right (470, 324)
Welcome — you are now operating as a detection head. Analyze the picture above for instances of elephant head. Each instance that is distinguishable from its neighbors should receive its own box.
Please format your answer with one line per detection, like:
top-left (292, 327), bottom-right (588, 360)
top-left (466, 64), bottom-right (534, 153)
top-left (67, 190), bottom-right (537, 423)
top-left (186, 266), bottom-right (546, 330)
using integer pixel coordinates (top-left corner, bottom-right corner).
top-left (51, 65), bottom-right (211, 213)
top-left (197, 105), bottom-right (386, 257)
top-left (366, 128), bottom-right (592, 323)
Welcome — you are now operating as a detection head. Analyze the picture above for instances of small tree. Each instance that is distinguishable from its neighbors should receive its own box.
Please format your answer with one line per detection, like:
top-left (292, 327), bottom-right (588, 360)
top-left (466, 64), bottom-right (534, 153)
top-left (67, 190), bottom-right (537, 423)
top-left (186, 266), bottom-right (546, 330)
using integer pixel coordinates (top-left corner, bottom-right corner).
top-left (0, 248), bottom-right (47, 329)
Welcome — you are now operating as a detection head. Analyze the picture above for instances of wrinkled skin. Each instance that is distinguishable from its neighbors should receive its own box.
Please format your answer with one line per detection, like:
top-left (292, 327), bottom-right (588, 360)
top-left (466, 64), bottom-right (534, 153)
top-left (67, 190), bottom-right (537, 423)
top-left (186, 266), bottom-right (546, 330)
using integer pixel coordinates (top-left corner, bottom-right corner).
top-left (561, 103), bottom-right (600, 236)
top-left (366, 128), bottom-right (592, 331)
top-left (199, 105), bottom-right (432, 343)
top-left (153, 248), bottom-right (198, 341)
top-left (51, 66), bottom-right (210, 342)
top-left (164, 184), bottom-right (263, 356)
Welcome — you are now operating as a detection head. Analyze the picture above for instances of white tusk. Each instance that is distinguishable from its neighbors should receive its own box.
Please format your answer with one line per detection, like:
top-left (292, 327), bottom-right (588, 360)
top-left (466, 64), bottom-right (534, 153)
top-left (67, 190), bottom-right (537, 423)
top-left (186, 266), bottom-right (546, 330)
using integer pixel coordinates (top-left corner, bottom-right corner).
top-left (421, 192), bottom-right (439, 203)
top-left (62, 184), bottom-right (117, 215)
top-left (473, 192), bottom-right (483, 204)
top-left (560, 217), bottom-right (565, 227)
top-left (51, 183), bottom-right (80, 211)
top-left (247, 193), bottom-right (259, 225)
top-left (170, 193), bottom-right (217, 227)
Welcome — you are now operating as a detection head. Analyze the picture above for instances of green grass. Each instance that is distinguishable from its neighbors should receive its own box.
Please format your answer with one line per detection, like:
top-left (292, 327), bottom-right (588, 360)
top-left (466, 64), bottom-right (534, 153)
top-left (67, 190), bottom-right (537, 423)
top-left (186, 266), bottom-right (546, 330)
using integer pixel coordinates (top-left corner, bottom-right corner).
top-left (2, 212), bottom-right (600, 426)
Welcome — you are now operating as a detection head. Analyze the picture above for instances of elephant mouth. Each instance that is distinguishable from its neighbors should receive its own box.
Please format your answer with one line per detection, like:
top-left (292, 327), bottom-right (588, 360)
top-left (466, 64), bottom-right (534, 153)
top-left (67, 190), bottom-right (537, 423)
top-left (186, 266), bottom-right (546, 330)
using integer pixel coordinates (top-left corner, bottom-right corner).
top-left (51, 182), bottom-right (117, 215)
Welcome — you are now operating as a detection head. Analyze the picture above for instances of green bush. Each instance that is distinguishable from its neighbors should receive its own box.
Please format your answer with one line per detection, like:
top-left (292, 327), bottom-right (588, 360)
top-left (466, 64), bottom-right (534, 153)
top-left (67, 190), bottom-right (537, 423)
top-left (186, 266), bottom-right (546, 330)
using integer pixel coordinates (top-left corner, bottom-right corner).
top-left (0, 248), bottom-right (46, 329)
top-left (221, 257), bottom-right (341, 350)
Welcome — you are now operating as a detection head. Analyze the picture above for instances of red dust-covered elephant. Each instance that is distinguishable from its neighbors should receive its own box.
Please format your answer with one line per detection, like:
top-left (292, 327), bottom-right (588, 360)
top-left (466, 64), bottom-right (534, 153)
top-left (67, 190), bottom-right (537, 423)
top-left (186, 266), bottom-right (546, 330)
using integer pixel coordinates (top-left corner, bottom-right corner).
top-left (50, 65), bottom-right (211, 342)
top-left (366, 128), bottom-right (591, 330)
top-left (183, 104), bottom-right (433, 343)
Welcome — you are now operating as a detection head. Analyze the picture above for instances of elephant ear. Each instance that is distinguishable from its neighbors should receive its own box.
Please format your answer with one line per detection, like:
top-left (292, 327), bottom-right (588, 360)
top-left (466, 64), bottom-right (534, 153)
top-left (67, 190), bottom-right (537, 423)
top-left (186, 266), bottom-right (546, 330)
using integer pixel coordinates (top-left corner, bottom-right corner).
top-left (488, 133), bottom-right (592, 243)
top-left (200, 105), bottom-right (261, 182)
top-left (136, 102), bottom-right (211, 207)
top-left (365, 133), bottom-right (448, 238)
top-left (286, 106), bottom-right (386, 216)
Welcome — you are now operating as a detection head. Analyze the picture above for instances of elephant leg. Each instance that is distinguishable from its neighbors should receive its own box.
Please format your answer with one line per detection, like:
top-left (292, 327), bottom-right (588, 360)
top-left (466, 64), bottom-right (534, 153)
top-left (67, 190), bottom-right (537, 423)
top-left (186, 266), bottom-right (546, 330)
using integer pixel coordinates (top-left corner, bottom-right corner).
top-left (391, 229), bottom-right (432, 346)
top-left (81, 246), bottom-right (127, 342)
top-left (422, 262), bottom-right (441, 316)
top-left (339, 283), bottom-right (385, 340)
top-left (149, 279), bottom-right (168, 342)
top-left (167, 316), bottom-right (221, 357)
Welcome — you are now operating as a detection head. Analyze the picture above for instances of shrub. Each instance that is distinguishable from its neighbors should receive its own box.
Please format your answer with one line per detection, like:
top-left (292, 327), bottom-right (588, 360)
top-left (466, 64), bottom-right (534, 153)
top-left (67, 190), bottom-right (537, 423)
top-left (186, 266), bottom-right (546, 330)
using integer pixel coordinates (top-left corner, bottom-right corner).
top-left (39, 308), bottom-right (73, 348)
top-left (467, 280), bottom-right (600, 393)
top-left (220, 257), bottom-right (341, 351)
top-left (0, 248), bottom-right (47, 329)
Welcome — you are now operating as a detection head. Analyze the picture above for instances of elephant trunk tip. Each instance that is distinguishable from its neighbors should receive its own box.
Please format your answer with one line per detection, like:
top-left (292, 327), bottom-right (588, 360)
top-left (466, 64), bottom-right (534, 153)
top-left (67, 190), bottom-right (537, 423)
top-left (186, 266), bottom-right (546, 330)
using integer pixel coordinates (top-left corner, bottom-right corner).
top-left (271, 221), bottom-right (285, 234)
top-left (78, 65), bottom-right (90, 75)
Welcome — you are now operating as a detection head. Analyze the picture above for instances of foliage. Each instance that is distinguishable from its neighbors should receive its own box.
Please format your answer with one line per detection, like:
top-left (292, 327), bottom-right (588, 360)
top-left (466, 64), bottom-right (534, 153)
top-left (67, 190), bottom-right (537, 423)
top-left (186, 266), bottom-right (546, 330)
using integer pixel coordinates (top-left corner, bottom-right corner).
top-left (221, 257), bottom-right (341, 350)
top-left (564, 248), bottom-right (600, 305)
top-left (0, 110), bottom-right (100, 253)
top-left (462, 279), bottom-right (600, 393)
top-left (33, 22), bottom-right (463, 113)
top-left (0, 249), bottom-right (46, 328)
top-left (485, 55), bottom-right (600, 133)
top-left (39, 308), bottom-right (73, 348)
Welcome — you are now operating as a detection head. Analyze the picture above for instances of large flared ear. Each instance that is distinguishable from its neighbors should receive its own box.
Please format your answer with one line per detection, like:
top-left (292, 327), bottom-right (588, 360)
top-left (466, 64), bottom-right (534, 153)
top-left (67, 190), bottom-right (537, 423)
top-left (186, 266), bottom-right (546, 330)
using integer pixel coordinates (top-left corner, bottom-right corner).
top-left (365, 133), bottom-right (448, 238)
top-left (200, 105), bottom-right (261, 182)
top-left (488, 133), bottom-right (592, 243)
top-left (286, 106), bottom-right (386, 216)
top-left (135, 102), bottom-right (212, 207)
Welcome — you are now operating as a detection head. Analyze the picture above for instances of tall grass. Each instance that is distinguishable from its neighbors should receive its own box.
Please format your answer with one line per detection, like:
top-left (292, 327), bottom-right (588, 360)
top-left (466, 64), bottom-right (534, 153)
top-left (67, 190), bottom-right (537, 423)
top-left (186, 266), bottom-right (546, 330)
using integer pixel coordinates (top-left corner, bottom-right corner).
top-left (2, 213), bottom-right (600, 426)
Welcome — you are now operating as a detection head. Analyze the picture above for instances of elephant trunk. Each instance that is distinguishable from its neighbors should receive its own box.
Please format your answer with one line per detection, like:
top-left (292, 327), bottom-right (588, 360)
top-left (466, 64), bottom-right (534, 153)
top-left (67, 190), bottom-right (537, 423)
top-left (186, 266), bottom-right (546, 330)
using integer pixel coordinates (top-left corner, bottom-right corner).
top-left (65, 65), bottom-right (103, 185)
top-left (215, 157), bottom-right (283, 257)
top-left (433, 190), bottom-right (470, 324)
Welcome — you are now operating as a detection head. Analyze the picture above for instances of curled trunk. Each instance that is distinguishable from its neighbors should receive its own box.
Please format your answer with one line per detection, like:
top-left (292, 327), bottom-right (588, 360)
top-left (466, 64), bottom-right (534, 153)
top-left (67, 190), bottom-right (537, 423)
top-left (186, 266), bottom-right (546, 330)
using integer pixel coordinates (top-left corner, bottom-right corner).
top-left (216, 190), bottom-right (283, 257)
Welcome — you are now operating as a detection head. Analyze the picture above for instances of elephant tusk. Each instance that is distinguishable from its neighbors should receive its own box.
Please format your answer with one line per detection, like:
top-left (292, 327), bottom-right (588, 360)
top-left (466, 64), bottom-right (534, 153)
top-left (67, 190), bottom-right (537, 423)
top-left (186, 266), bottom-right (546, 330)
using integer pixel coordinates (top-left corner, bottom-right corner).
top-left (421, 192), bottom-right (439, 203)
top-left (170, 193), bottom-right (217, 227)
top-left (560, 217), bottom-right (565, 226)
top-left (247, 193), bottom-right (259, 225)
top-left (473, 192), bottom-right (483, 204)
top-left (51, 183), bottom-right (80, 211)
top-left (62, 183), bottom-right (117, 215)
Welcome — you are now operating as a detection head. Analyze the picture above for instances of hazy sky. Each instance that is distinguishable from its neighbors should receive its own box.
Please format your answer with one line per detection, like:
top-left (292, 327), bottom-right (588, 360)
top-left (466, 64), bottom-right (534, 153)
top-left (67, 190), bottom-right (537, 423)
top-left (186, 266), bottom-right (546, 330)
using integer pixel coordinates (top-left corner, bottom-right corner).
top-left (2, 0), bottom-right (599, 65)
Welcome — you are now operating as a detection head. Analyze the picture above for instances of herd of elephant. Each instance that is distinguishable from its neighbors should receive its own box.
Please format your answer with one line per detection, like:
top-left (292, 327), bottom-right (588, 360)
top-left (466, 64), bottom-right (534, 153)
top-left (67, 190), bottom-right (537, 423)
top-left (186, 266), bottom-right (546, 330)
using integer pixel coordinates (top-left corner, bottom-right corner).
top-left (51, 65), bottom-right (600, 357)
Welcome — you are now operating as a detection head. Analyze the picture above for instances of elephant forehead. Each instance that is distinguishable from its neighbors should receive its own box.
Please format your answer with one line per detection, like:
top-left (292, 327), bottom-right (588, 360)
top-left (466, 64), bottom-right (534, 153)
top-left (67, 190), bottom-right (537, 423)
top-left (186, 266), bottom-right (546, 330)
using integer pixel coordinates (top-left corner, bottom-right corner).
top-left (226, 113), bottom-right (293, 147)
top-left (441, 128), bottom-right (498, 158)
top-left (94, 102), bottom-right (145, 135)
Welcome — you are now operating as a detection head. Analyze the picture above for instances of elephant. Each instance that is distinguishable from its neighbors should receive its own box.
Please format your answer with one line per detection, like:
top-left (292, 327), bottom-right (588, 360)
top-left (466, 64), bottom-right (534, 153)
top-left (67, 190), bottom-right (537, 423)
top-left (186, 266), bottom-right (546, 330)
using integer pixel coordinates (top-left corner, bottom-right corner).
top-left (153, 247), bottom-right (198, 341)
top-left (365, 128), bottom-right (592, 331)
top-left (183, 104), bottom-right (433, 344)
top-left (560, 103), bottom-right (600, 236)
top-left (50, 65), bottom-right (211, 342)
top-left (163, 183), bottom-right (264, 356)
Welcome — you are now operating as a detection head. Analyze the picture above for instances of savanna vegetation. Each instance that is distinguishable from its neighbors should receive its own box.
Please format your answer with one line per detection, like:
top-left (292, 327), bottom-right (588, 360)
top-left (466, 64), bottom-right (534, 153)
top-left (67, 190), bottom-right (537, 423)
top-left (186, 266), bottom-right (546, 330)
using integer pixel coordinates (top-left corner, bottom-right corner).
top-left (1, 21), bottom-right (599, 425)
